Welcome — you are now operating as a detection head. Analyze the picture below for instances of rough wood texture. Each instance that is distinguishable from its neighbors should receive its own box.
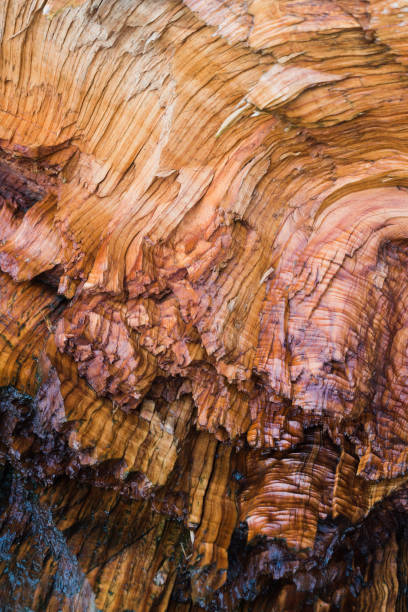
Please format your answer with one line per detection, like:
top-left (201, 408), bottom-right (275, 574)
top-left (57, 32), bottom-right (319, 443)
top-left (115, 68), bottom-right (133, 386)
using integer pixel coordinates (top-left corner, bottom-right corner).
top-left (1, 1), bottom-right (408, 610)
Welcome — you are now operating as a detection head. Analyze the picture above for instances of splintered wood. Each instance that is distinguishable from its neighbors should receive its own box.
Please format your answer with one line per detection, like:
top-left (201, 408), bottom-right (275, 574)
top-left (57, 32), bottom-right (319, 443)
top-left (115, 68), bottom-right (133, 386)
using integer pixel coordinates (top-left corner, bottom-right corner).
top-left (1, 1), bottom-right (408, 610)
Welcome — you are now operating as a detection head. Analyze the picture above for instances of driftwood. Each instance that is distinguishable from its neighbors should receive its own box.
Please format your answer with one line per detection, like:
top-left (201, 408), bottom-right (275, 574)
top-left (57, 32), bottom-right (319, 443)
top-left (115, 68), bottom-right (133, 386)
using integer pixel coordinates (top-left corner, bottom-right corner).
top-left (1, 0), bottom-right (408, 610)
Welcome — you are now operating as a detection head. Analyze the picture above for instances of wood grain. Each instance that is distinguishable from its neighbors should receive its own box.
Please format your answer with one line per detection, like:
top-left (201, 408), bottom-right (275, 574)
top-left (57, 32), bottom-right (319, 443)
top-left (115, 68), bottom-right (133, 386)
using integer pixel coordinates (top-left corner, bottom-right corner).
top-left (1, 1), bottom-right (408, 610)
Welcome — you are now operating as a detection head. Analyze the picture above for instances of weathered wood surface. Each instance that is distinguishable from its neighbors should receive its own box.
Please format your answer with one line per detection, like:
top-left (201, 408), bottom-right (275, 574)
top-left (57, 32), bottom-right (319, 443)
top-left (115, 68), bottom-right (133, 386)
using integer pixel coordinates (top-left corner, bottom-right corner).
top-left (1, 1), bottom-right (408, 610)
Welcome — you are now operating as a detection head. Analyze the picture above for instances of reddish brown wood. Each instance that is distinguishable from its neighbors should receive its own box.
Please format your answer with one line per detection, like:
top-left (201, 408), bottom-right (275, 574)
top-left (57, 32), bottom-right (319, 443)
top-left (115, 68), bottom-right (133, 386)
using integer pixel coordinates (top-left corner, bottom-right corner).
top-left (1, 1), bottom-right (408, 610)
